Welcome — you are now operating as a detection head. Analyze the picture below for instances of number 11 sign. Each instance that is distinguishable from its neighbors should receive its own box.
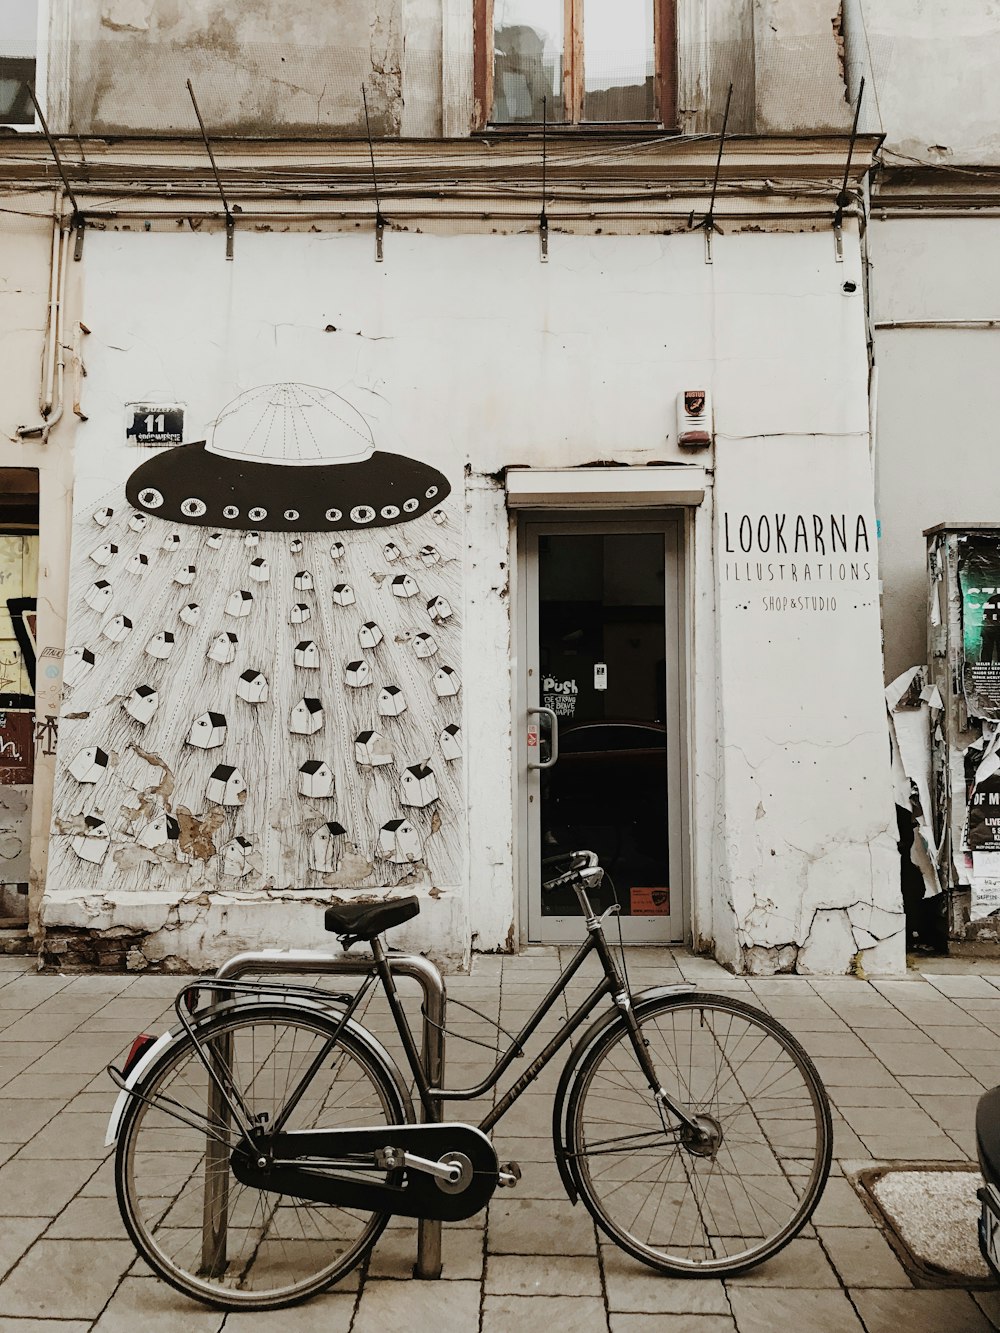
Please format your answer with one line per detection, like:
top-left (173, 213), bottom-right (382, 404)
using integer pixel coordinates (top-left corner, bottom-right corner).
top-left (125, 403), bottom-right (185, 447)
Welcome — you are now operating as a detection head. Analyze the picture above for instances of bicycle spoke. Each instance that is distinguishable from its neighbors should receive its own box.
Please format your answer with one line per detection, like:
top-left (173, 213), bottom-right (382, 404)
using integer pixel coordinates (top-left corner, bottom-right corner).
top-left (118, 1008), bottom-right (402, 1309)
top-left (570, 994), bottom-right (830, 1278)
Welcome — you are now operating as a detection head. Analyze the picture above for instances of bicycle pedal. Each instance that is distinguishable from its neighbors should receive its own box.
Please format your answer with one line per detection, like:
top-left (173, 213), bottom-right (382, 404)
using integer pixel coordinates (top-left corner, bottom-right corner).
top-left (498, 1161), bottom-right (521, 1189)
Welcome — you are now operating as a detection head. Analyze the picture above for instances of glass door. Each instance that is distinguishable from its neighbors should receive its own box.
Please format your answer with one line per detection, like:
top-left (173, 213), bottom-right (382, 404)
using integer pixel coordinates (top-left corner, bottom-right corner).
top-left (522, 517), bottom-right (684, 943)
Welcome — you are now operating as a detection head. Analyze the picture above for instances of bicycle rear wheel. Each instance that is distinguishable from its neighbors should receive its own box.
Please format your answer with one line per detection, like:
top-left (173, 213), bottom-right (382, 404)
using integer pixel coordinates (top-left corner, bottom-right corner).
top-left (115, 1003), bottom-right (406, 1310)
top-left (566, 992), bottom-right (831, 1277)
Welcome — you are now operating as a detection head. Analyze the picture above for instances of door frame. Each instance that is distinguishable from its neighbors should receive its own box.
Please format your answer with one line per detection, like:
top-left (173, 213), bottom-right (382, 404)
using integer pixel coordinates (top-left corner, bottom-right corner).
top-left (514, 510), bottom-right (689, 946)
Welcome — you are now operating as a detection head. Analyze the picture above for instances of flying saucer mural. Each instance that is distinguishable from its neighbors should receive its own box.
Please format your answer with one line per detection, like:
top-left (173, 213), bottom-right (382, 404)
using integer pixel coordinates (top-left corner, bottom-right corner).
top-left (48, 383), bottom-right (463, 894)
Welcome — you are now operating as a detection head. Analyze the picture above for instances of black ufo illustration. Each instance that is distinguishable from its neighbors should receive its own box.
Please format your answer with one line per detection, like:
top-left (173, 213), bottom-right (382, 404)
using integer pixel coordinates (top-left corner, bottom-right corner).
top-left (125, 382), bottom-right (450, 532)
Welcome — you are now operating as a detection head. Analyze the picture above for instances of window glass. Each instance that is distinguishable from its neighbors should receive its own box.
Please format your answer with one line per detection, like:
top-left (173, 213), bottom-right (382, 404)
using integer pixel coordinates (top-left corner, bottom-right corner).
top-left (493, 0), bottom-right (564, 124)
top-left (0, 0), bottom-right (39, 125)
top-left (583, 0), bottom-right (655, 121)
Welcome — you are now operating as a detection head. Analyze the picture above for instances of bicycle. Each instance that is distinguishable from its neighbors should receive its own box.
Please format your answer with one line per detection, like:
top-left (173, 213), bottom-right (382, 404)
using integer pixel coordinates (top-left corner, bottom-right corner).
top-left (106, 851), bottom-right (833, 1311)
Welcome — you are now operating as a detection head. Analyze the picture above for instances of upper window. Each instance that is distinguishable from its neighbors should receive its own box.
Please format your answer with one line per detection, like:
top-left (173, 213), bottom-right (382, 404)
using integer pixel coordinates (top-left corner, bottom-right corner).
top-left (476, 0), bottom-right (675, 128)
top-left (0, 0), bottom-right (41, 127)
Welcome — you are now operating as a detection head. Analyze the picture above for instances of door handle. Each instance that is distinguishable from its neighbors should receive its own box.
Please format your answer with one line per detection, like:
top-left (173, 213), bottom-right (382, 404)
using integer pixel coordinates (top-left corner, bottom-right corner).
top-left (528, 707), bottom-right (559, 770)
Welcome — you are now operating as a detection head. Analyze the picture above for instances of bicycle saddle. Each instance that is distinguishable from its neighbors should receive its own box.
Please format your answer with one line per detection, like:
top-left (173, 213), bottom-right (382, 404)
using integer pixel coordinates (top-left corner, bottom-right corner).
top-left (324, 895), bottom-right (420, 940)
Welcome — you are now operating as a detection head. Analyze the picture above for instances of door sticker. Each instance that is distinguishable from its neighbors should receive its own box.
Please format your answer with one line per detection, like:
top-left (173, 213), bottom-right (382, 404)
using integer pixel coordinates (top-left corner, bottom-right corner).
top-left (631, 887), bottom-right (670, 915)
top-left (542, 676), bottom-right (577, 717)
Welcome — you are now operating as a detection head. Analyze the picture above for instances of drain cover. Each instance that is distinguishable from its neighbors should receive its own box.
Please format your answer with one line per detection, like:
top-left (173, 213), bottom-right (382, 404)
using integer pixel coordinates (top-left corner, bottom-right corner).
top-left (856, 1164), bottom-right (992, 1288)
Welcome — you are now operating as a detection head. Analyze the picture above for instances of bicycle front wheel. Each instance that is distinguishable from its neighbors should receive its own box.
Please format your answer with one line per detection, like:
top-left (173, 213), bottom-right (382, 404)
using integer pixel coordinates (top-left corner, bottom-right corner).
top-left (115, 1003), bottom-right (407, 1310)
top-left (567, 992), bottom-right (832, 1277)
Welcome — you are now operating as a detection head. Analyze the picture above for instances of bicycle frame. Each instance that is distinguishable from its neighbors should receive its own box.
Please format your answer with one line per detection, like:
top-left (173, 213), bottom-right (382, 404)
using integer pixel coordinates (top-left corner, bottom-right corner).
top-left (150, 879), bottom-right (699, 1283)
top-left (361, 882), bottom-right (701, 1140)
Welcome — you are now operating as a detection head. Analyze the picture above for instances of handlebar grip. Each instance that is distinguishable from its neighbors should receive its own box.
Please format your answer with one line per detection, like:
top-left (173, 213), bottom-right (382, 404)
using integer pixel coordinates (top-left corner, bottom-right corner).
top-left (540, 850), bottom-right (602, 892)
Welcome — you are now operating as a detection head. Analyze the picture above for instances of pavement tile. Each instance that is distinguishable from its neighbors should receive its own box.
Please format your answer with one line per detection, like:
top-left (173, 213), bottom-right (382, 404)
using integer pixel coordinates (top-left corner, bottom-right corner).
top-left (811, 1058), bottom-right (900, 1087)
top-left (610, 1319), bottom-right (736, 1333)
top-left (851, 1288), bottom-right (996, 1332)
top-left (0, 1157), bottom-right (99, 1215)
top-left (925, 976), bottom-right (1000, 999)
top-left (15, 1111), bottom-right (113, 1160)
top-left (0, 1098), bottom-right (61, 1143)
top-left (0, 1072), bottom-right (95, 1100)
top-left (858, 1133), bottom-right (969, 1161)
top-left (890, 1006), bottom-right (980, 1028)
top-left (838, 1106), bottom-right (944, 1137)
top-left (0, 1322), bottom-right (91, 1332)
top-left (486, 1253), bottom-right (601, 1297)
top-left (90, 1276), bottom-right (226, 1332)
top-left (0, 1239), bottom-right (134, 1319)
top-left (224, 1292), bottom-right (356, 1331)
top-left (791, 1030), bottom-right (874, 1058)
top-left (817, 1225), bottom-right (911, 1287)
top-left (43, 1194), bottom-right (126, 1240)
top-left (918, 1094), bottom-right (983, 1131)
top-left (0, 1216), bottom-right (49, 1279)
top-left (923, 1026), bottom-right (1000, 1052)
top-left (873, 1045), bottom-right (969, 1077)
top-left (862, 1026), bottom-right (942, 1046)
top-left (487, 1197), bottom-right (597, 1255)
top-left (724, 1238), bottom-right (838, 1289)
top-left (602, 1248), bottom-right (730, 1312)
top-left (367, 1224), bottom-right (483, 1280)
top-left (356, 1279), bottom-right (481, 1333)
top-left (828, 1084), bottom-right (917, 1108)
top-left (482, 1294), bottom-right (608, 1332)
top-left (727, 1287), bottom-right (865, 1332)
top-left (0, 1014), bottom-right (82, 1043)
top-left (811, 1177), bottom-right (877, 1228)
top-left (897, 1075), bottom-right (988, 1096)
top-left (77, 1158), bottom-right (116, 1197)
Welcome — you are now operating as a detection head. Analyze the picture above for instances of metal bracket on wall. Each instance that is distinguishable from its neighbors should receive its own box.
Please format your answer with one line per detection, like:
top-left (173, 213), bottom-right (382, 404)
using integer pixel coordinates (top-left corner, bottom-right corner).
top-left (539, 97), bottom-right (549, 263)
top-left (187, 79), bottom-right (236, 260)
top-left (26, 86), bottom-right (86, 259)
top-left (689, 83), bottom-right (732, 266)
top-left (362, 86), bottom-right (386, 263)
top-left (833, 77), bottom-right (865, 264)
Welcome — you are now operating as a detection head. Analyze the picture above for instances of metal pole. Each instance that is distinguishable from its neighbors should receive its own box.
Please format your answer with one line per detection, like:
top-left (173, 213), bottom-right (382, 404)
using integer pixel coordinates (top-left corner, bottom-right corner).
top-left (200, 1031), bottom-right (232, 1277)
top-left (212, 948), bottom-right (447, 1280)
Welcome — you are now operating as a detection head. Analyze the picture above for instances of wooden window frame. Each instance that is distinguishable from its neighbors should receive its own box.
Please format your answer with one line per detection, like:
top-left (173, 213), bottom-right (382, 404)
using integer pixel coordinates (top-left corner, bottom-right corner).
top-left (474, 0), bottom-right (676, 131)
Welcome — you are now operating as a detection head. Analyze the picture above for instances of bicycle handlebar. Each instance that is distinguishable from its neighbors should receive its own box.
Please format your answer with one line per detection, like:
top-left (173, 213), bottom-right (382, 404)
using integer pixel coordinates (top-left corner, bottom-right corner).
top-left (540, 849), bottom-right (603, 893)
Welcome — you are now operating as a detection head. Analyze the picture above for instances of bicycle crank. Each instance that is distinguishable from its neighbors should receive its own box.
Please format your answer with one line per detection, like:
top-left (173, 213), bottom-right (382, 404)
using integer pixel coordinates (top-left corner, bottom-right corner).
top-left (230, 1123), bottom-right (499, 1222)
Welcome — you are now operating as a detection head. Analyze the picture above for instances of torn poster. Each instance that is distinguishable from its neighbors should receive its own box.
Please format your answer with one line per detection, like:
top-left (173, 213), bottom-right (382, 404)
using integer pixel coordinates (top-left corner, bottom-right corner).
top-left (971, 850), bottom-right (1000, 920)
top-left (967, 771), bottom-right (1000, 851)
top-left (959, 536), bottom-right (1000, 719)
top-left (886, 665), bottom-right (942, 897)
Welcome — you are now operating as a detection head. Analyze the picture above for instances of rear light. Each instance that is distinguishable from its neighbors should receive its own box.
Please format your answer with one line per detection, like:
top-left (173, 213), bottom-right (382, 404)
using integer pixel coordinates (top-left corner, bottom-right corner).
top-left (121, 1033), bottom-right (157, 1079)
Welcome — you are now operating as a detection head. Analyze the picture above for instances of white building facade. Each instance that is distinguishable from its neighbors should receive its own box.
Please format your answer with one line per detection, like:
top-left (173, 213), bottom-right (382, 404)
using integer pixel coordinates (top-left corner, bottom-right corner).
top-left (0, 0), bottom-right (911, 973)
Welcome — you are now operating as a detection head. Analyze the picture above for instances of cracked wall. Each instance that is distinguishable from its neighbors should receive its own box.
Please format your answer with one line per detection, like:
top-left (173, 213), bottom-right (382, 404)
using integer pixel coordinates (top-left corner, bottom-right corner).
top-left (36, 225), bottom-right (904, 973)
top-left (714, 424), bottom-right (904, 976)
top-left (67, 0), bottom-right (404, 136)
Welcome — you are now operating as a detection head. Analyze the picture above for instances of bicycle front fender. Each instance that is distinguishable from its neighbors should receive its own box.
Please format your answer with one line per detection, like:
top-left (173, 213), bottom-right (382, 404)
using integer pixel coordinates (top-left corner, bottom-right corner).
top-left (551, 984), bottom-right (695, 1204)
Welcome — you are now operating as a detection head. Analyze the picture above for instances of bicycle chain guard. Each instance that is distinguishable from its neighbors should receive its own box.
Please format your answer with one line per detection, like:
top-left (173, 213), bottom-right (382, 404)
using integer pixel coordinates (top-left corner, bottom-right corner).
top-left (230, 1123), bottom-right (499, 1222)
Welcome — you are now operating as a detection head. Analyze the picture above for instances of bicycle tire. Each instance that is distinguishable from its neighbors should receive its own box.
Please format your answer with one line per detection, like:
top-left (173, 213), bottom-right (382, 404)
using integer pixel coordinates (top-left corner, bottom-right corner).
top-left (566, 992), bottom-right (832, 1277)
top-left (115, 1002), bottom-right (407, 1310)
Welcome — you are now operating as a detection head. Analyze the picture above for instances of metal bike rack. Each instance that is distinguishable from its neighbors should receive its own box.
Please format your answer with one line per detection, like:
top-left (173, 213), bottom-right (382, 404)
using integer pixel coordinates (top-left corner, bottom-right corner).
top-left (206, 949), bottom-right (447, 1280)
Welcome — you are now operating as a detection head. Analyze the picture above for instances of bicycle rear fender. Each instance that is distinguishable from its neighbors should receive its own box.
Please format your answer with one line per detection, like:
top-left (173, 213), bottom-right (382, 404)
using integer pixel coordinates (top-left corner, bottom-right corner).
top-left (551, 984), bottom-right (695, 1204)
top-left (105, 995), bottom-right (415, 1147)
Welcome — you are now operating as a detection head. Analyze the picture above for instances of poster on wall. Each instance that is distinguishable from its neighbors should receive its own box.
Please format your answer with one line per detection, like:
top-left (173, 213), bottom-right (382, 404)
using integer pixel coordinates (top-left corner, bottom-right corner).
top-left (959, 536), bottom-right (1000, 720)
top-left (48, 383), bottom-right (463, 895)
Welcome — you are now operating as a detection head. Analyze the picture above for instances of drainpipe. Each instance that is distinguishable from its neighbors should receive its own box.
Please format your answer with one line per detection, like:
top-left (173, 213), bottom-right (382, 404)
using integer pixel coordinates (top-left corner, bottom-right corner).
top-left (17, 206), bottom-right (70, 442)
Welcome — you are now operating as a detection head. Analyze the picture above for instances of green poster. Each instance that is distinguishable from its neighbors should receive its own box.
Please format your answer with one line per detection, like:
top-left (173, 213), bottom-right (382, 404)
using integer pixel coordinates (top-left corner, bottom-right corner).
top-left (960, 536), bottom-right (1000, 719)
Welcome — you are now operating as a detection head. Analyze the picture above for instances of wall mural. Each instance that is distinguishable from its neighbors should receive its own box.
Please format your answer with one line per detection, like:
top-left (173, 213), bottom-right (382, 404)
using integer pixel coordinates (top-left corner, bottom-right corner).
top-left (48, 383), bottom-right (462, 894)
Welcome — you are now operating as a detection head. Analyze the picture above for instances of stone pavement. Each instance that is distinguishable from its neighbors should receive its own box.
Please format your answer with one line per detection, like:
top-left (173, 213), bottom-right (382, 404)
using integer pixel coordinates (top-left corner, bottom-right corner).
top-left (2, 945), bottom-right (1000, 1332)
